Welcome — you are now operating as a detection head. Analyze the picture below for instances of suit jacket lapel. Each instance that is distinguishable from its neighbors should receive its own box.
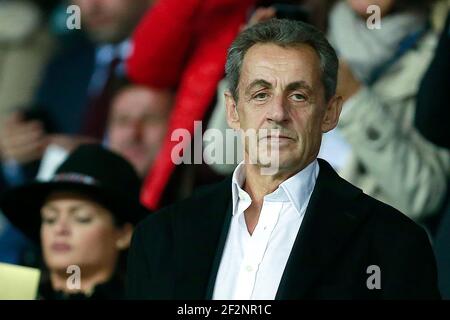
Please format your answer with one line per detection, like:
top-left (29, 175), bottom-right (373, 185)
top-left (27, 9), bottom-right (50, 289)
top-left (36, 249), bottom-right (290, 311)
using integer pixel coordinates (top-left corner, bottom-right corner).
top-left (276, 159), bottom-right (368, 299)
top-left (172, 160), bottom-right (368, 299)
top-left (205, 201), bottom-right (233, 299)
top-left (173, 177), bottom-right (232, 299)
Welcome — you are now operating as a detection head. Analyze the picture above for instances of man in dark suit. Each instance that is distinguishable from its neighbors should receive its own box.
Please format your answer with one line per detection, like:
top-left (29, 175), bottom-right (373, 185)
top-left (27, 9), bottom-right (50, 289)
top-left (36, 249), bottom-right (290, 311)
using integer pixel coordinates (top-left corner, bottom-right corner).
top-left (126, 19), bottom-right (440, 300)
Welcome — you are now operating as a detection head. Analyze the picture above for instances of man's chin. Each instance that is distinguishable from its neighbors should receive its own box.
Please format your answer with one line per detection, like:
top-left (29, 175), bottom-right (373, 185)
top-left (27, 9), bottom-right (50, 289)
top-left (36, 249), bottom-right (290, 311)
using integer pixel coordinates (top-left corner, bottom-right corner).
top-left (259, 156), bottom-right (303, 173)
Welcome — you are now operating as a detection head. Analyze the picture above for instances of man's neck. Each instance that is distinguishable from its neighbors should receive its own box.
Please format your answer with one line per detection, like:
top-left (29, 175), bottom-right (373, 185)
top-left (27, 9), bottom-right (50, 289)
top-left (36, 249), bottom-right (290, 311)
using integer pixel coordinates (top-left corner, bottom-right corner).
top-left (240, 158), bottom-right (317, 235)
top-left (243, 163), bottom-right (305, 203)
top-left (241, 163), bottom-right (299, 235)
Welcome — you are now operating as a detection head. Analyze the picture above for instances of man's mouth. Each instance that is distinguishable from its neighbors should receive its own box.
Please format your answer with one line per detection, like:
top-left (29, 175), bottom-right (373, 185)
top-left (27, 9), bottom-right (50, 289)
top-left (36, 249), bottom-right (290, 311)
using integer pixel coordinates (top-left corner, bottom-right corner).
top-left (259, 133), bottom-right (295, 141)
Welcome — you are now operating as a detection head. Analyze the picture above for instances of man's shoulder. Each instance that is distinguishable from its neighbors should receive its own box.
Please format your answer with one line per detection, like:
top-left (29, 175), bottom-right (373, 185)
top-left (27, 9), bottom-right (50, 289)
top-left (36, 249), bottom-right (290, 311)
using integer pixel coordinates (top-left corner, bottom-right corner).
top-left (318, 159), bottom-right (423, 236)
top-left (329, 176), bottom-right (430, 253)
top-left (135, 177), bottom-right (231, 234)
top-left (351, 187), bottom-right (428, 241)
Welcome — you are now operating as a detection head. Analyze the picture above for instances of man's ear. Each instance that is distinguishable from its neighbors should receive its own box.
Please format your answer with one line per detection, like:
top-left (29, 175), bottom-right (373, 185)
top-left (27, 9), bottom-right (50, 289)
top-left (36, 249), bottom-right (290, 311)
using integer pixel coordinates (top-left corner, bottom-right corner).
top-left (225, 91), bottom-right (240, 130)
top-left (321, 95), bottom-right (343, 133)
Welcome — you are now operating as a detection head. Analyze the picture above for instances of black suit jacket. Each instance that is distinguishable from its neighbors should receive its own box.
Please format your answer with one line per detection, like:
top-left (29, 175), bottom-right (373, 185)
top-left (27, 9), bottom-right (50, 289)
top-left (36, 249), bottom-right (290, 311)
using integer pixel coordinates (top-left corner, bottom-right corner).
top-left (126, 159), bottom-right (440, 299)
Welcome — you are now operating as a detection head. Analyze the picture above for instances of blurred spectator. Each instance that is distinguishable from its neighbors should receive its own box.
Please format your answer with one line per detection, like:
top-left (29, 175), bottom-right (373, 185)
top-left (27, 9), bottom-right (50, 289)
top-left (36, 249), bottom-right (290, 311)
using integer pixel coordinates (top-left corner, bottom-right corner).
top-left (0, 0), bottom-right (56, 266)
top-left (0, 144), bottom-right (148, 299)
top-left (31, 83), bottom-right (174, 180)
top-left (0, 0), bottom-right (55, 126)
top-left (0, 0), bottom-right (152, 267)
top-left (318, 0), bottom-right (450, 221)
top-left (107, 85), bottom-right (173, 177)
top-left (0, 0), bottom-right (153, 187)
top-left (36, 0), bottom-right (154, 140)
top-left (32, 83), bottom-right (198, 205)
top-left (127, 0), bottom-right (256, 210)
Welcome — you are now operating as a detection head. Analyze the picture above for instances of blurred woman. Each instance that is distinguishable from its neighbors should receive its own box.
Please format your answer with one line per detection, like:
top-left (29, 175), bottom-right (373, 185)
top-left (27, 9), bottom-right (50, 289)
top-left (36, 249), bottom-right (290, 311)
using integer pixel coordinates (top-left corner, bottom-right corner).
top-left (0, 144), bottom-right (148, 299)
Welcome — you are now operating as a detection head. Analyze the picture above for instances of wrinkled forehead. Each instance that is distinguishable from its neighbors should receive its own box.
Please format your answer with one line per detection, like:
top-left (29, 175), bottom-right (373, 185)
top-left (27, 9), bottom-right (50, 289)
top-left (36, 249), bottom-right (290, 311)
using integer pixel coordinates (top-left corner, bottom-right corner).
top-left (239, 43), bottom-right (323, 91)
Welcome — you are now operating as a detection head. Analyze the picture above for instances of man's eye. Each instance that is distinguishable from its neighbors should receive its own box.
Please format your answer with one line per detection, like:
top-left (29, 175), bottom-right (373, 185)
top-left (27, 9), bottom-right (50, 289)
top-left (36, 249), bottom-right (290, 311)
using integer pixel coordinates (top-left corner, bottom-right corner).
top-left (253, 92), bottom-right (269, 101)
top-left (291, 93), bottom-right (306, 102)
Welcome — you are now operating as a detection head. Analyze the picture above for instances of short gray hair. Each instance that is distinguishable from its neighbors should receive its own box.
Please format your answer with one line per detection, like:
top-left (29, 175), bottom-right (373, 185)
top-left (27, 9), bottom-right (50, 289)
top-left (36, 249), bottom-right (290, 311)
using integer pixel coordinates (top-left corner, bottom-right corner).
top-left (225, 19), bottom-right (338, 101)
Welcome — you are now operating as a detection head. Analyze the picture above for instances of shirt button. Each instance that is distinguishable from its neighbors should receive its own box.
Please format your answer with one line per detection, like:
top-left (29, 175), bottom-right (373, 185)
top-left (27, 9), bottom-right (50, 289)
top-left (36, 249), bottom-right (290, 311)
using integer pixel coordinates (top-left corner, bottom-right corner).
top-left (246, 265), bottom-right (253, 272)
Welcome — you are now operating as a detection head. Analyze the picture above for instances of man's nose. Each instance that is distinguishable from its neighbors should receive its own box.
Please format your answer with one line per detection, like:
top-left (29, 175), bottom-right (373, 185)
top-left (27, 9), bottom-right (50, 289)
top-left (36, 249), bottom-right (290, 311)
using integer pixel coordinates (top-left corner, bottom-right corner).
top-left (130, 120), bottom-right (144, 141)
top-left (266, 95), bottom-right (289, 124)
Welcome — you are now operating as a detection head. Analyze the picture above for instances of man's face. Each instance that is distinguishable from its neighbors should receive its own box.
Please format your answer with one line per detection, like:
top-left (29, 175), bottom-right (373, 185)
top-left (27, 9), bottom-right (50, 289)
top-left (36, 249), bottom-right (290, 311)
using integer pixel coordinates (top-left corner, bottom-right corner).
top-left (72, 0), bottom-right (151, 43)
top-left (226, 43), bottom-right (341, 175)
top-left (108, 86), bottom-right (172, 177)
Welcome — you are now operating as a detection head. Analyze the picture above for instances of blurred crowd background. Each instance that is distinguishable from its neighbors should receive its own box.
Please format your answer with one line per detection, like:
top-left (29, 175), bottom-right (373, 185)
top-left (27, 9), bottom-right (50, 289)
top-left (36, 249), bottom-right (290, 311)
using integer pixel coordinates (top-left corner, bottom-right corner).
top-left (0, 0), bottom-right (449, 299)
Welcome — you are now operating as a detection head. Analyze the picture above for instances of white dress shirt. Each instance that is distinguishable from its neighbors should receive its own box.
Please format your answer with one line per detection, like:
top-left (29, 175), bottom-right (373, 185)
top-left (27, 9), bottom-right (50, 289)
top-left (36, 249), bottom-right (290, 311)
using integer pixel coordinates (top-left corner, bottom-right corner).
top-left (212, 160), bottom-right (319, 300)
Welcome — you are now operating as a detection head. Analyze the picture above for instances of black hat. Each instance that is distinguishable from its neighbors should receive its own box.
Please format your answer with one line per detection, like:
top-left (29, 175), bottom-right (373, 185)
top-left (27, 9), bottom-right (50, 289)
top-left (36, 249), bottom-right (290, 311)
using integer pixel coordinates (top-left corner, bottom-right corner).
top-left (0, 144), bottom-right (150, 243)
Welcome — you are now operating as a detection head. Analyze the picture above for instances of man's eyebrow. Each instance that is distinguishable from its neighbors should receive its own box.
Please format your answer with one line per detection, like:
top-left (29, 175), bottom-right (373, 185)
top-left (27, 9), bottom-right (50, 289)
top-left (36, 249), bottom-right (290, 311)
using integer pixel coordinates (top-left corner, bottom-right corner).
top-left (244, 79), bottom-right (272, 95)
top-left (286, 81), bottom-right (313, 93)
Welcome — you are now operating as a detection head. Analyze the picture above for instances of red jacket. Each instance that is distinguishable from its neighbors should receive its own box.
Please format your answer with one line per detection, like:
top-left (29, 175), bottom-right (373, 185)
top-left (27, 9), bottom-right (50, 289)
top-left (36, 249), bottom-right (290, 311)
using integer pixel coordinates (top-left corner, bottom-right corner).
top-left (127, 0), bottom-right (255, 210)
